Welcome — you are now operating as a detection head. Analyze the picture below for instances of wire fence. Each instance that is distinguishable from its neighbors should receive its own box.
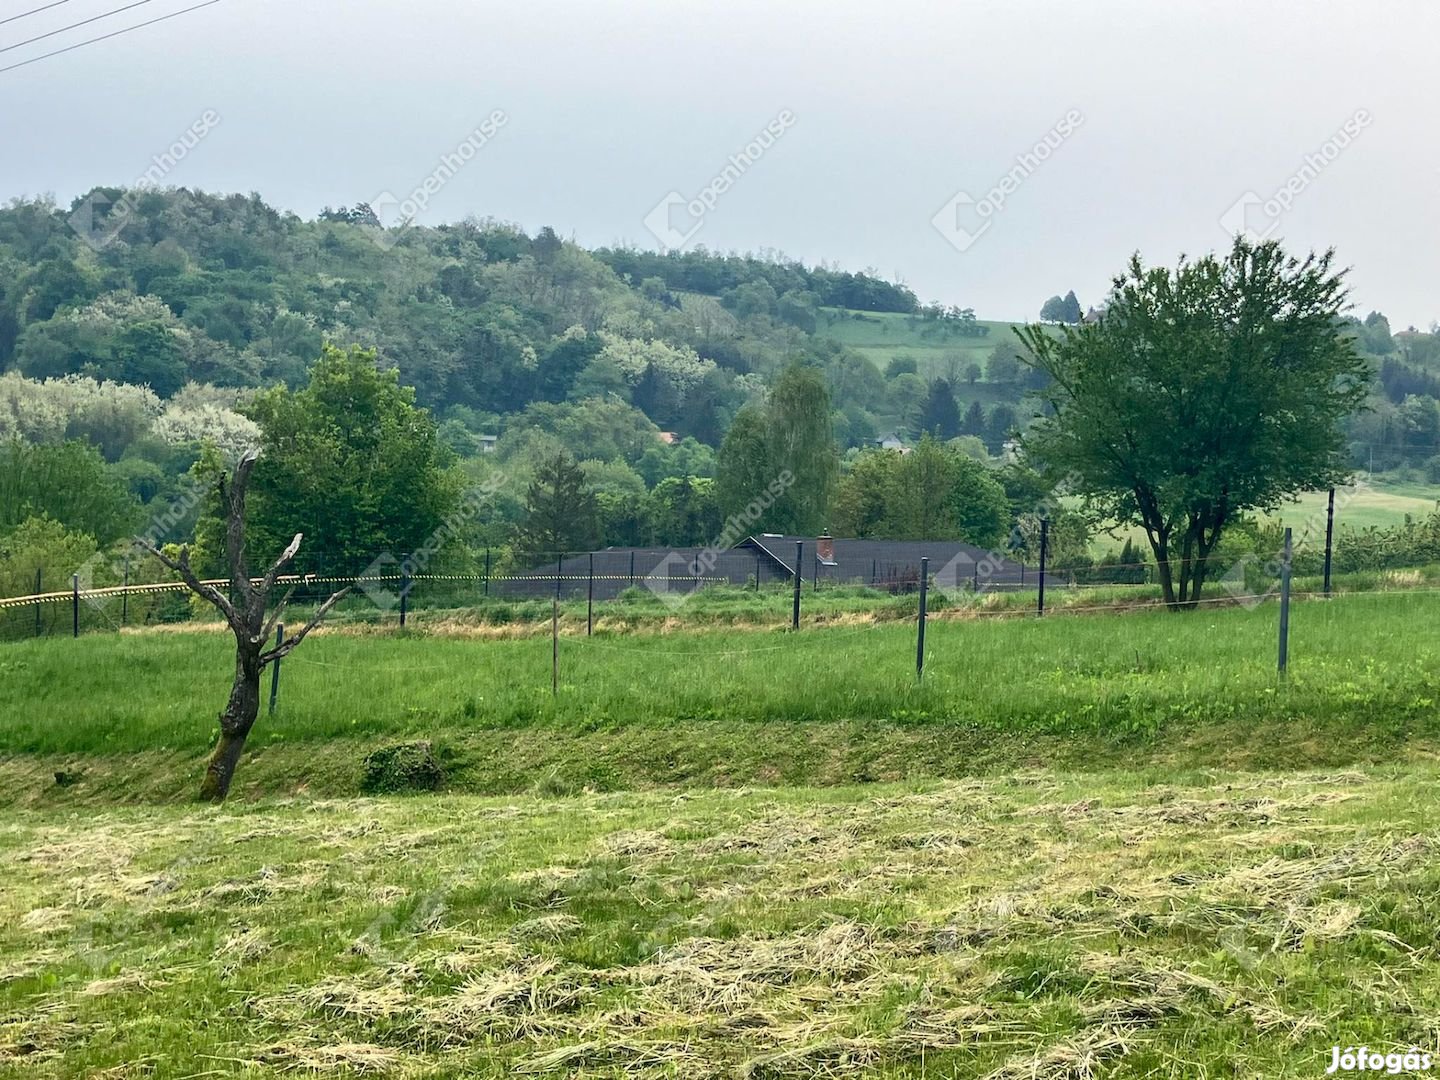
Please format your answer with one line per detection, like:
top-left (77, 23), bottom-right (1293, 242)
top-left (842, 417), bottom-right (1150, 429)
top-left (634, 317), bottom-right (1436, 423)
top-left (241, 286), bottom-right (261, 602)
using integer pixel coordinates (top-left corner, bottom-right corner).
top-left (0, 521), bottom-right (1394, 648)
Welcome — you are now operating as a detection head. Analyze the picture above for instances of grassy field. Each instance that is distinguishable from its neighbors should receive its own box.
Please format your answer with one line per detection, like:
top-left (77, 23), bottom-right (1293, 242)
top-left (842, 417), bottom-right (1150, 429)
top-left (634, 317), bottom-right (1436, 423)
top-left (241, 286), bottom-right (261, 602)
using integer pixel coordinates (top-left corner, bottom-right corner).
top-left (4, 589), bottom-right (1440, 804)
top-left (3, 767), bottom-right (1438, 1076)
top-left (816, 309), bottom-right (1024, 383)
top-left (1089, 479), bottom-right (1440, 556)
top-left (5, 591), bottom-right (1440, 1074)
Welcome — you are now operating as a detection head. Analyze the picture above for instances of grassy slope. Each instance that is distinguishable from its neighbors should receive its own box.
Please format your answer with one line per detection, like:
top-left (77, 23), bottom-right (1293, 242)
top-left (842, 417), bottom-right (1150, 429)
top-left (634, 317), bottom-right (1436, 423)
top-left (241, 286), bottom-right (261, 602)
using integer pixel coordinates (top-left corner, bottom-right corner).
top-left (4, 592), bottom-right (1440, 805)
top-left (3, 768), bottom-right (1438, 1076)
top-left (817, 309), bottom-right (1024, 383)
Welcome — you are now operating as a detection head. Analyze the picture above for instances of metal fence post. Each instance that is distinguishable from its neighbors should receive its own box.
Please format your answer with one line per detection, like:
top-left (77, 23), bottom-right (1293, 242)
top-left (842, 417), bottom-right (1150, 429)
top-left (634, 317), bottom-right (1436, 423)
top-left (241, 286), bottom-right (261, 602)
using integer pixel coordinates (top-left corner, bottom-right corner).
top-left (399, 555), bottom-right (410, 628)
top-left (555, 553), bottom-right (564, 601)
top-left (268, 623), bottom-right (284, 715)
top-left (1278, 527), bottom-right (1292, 674)
top-left (791, 541), bottom-right (802, 631)
top-left (484, 547), bottom-right (491, 597)
top-left (33, 567), bottom-right (41, 638)
top-left (629, 550), bottom-right (636, 586)
top-left (587, 553), bottom-right (594, 636)
top-left (1323, 487), bottom-right (1335, 596)
top-left (121, 554), bottom-right (129, 626)
top-left (1037, 520), bottom-right (1049, 617)
top-left (916, 557), bottom-right (929, 679)
top-left (72, 574), bottom-right (79, 638)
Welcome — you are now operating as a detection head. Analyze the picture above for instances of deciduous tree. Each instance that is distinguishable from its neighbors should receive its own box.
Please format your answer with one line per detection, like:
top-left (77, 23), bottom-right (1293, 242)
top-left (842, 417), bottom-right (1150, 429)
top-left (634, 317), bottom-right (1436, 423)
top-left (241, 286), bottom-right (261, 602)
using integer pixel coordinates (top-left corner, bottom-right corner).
top-left (1017, 239), bottom-right (1369, 608)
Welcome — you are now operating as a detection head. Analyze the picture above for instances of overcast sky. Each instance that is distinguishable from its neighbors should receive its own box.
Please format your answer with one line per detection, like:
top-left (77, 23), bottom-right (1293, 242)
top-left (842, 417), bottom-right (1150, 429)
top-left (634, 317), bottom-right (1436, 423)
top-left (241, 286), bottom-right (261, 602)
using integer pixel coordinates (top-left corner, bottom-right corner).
top-left (2, 0), bottom-right (1434, 328)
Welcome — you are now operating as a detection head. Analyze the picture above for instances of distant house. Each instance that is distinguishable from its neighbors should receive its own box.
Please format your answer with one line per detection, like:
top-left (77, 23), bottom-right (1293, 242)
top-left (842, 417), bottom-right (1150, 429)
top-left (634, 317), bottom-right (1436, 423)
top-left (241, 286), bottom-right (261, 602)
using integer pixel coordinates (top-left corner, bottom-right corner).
top-left (501, 533), bottom-right (1029, 602)
top-left (735, 534), bottom-right (1027, 593)
top-left (657, 431), bottom-right (679, 445)
top-left (477, 434), bottom-right (498, 454)
top-left (875, 433), bottom-right (908, 452)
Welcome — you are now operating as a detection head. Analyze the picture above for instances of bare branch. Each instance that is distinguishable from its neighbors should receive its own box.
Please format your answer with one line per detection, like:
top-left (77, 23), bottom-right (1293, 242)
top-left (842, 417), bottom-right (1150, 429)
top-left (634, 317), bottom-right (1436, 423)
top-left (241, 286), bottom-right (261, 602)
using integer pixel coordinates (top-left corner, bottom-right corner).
top-left (260, 586), bottom-right (351, 666)
top-left (225, 449), bottom-right (261, 603)
top-left (260, 583), bottom-right (298, 640)
top-left (260, 533), bottom-right (303, 596)
top-left (138, 539), bottom-right (240, 629)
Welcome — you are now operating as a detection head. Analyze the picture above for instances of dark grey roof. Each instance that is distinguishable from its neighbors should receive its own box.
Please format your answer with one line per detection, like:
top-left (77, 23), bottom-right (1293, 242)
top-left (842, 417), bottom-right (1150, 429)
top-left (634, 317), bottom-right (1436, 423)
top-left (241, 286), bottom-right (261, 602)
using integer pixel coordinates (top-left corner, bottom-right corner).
top-left (737, 535), bottom-right (1028, 586)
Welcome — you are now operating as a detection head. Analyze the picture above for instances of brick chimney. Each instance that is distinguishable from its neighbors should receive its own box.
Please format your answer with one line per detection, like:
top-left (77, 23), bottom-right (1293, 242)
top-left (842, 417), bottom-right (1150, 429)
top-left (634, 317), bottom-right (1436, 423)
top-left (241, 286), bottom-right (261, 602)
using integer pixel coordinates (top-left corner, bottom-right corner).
top-left (817, 531), bottom-right (834, 562)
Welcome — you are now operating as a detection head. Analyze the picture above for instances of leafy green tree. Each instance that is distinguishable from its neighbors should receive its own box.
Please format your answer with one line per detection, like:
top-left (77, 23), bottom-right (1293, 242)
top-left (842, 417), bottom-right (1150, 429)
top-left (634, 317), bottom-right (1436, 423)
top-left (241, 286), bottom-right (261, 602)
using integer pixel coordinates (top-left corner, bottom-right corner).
top-left (766, 365), bottom-right (838, 534)
top-left (986, 347), bottom-right (1021, 385)
top-left (647, 475), bottom-right (720, 546)
top-left (984, 403), bottom-right (1018, 453)
top-left (831, 437), bottom-right (1008, 544)
top-left (515, 452), bottom-right (599, 560)
top-left (918, 378), bottom-right (961, 438)
top-left (0, 515), bottom-right (98, 603)
top-left (960, 399), bottom-right (986, 439)
top-left (0, 438), bottom-right (139, 544)
top-left (241, 344), bottom-right (461, 572)
top-left (885, 436), bottom-right (1008, 545)
top-left (831, 450), bottom-right (896, 537)
top-left (1040, 295), bottom-right (1068, 322)
top-left (716, 405), bottom-right (775, 526)
top-left (1060, 290), bottom-right (1083, 324)
top-left (1361, 311), bottom-right (1395, 354)
top-left (887, 372), bottom-right (927, 429)
top-left (885, 356), bottom-right (918, 379)
top-left (631, 361), bottom-right (681, 425)
top-left (1017, 239), bottom-right (1369, 608)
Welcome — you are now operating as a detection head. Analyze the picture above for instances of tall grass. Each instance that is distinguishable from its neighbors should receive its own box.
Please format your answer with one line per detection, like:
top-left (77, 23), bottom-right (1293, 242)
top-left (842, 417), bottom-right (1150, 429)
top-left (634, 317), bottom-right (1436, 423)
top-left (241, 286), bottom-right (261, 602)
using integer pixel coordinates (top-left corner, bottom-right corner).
top-left (4, 590), bottom-right (1439, 758)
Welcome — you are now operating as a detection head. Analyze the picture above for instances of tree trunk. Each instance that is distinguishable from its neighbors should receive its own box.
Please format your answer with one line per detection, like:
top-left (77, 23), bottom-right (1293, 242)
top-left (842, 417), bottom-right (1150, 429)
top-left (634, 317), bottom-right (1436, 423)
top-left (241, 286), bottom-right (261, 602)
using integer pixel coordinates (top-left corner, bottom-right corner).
top-left (1150, 537), bottom-right (1177, 608)
top-left (199, 644), bottom-right (263, 802)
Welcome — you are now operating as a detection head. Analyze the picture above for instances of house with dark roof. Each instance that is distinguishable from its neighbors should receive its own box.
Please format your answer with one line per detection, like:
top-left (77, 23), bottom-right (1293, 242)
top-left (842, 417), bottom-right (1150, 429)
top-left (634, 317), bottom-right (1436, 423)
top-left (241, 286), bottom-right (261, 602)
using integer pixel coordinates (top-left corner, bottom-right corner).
top-left (500, 534), bottom-right (1031, 601)
top-left (734, 534), bottom-right (1029, 592)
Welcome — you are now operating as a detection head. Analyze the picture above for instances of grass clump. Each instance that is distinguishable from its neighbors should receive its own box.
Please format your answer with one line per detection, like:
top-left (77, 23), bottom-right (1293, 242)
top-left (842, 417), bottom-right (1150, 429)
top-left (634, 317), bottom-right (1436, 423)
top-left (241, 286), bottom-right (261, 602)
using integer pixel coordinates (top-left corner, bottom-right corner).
top-left (360, 741), bottom-right (444, 794)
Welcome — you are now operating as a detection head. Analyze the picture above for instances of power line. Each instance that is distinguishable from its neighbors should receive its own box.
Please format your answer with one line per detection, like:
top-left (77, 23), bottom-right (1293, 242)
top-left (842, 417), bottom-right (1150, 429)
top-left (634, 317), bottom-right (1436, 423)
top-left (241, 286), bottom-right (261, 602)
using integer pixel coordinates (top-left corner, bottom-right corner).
top-left (0, 0), bottom-right (158, 54)
top-left (0, 0), bottom-right (219, 73)
top-left (0, 0), bottom-right (77, 28)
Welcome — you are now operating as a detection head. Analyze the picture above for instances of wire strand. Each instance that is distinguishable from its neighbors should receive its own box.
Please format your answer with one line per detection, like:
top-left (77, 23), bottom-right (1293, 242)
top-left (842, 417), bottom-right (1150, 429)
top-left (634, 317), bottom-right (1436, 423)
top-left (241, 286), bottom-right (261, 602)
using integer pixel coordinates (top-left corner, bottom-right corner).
top-left (0, 0), bottom-right (219, 73)
top-left (0, 0), bottom-right (160, 54)
top-left (0, 0), bottom-right (77, 28)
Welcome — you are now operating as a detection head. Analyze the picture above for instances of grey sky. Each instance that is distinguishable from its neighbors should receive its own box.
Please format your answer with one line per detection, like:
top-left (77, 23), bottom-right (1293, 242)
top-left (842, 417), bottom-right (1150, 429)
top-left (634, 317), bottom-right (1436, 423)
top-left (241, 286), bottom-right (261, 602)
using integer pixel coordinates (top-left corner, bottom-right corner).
top-left (3, 0), bottom-right (1434, 328)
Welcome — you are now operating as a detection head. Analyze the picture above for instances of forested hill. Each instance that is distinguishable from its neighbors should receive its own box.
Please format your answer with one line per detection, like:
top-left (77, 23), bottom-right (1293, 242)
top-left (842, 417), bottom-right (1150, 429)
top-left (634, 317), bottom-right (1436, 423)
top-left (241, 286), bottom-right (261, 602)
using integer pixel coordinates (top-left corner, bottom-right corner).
top-left (2, 187), bottom-right (1436, 517)
top-left (0, 188), bottom-right (928, 439)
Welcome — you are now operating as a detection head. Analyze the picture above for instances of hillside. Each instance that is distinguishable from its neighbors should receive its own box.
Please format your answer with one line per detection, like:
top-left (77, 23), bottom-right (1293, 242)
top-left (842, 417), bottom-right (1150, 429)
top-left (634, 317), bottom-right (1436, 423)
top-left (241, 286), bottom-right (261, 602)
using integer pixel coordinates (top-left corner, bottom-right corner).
top-left (1, 188), bottom-right (1438, 585)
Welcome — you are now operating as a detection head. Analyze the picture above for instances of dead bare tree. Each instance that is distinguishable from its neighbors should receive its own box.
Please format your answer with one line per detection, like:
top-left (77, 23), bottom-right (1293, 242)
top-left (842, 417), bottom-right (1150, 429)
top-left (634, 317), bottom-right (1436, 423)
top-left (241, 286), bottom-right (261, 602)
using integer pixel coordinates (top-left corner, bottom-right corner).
top-left (141, 449), bottom-right (349, 802)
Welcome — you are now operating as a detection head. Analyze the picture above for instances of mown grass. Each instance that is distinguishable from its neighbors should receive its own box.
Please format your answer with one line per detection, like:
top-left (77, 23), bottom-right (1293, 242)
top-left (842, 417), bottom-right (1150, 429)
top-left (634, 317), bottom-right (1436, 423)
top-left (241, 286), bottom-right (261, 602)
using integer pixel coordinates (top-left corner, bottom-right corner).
top-left (3, 590), bottom-right (1440, 804)
top-left (2, 767), bottom-right (1438, 1076)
